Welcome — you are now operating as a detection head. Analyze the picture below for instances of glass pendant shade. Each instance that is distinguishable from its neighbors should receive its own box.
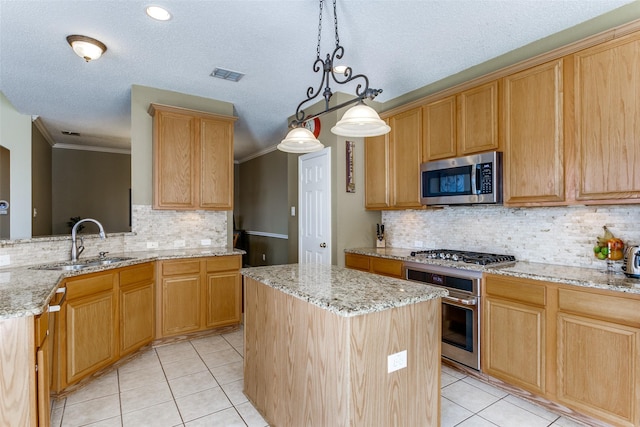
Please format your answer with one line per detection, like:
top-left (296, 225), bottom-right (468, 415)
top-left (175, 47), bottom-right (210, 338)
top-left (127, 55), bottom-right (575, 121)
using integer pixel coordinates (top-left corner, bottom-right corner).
top-left (277, 127), bottom-right (325, 153)
top-left (331, 103), bottom-right (390, 137)
top-left (67, 35), bottom-right (107, 62)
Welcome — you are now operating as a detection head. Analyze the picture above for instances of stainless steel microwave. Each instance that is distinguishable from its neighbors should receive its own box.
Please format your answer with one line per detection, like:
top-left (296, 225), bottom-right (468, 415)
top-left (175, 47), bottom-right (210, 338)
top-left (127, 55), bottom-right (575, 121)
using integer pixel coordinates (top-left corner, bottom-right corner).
top-left (420, 151), bottom-right (503, 205)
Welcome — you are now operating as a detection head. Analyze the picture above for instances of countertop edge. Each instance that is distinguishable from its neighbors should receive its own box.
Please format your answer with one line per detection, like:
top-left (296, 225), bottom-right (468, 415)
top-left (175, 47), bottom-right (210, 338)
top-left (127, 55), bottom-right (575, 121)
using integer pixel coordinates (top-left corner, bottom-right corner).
top-left (0, 248), bottom-right (244, 321)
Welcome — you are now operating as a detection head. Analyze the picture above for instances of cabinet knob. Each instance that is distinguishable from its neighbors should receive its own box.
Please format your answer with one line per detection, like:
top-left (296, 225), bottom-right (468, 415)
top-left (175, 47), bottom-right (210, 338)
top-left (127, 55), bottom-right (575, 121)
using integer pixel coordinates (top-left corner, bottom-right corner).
top-left (320, 243), bottom-right (327, 248)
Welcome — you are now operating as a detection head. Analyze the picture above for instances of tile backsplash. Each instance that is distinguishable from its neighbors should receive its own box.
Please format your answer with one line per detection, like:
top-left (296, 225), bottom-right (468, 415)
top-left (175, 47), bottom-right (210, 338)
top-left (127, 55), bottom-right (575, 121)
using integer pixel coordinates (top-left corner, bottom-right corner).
top-left (383, 204), bottom-right (640, 269)
top-left (0, 205), bottom-right (227, 268)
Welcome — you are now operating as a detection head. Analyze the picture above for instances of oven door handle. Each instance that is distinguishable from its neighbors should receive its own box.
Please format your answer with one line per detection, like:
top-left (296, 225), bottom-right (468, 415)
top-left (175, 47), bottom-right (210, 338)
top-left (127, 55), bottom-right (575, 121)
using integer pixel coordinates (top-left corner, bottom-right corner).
top-left (443, 295), bottom-right (477, 306)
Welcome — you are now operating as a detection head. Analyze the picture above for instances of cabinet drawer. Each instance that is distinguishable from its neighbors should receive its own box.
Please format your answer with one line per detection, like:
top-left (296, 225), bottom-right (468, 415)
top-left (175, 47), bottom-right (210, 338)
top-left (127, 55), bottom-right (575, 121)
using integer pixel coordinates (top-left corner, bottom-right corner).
top-left (345, 253), bottom-right (370, 271)
top-left (120, 262), bottom-right (154, 287)
top-left (206, 255), bottom-right (241, 272)
top-left (558, 288), bottom-right (640, 328)
top-left (161, 259), bottom-right (201, 276)
top-left (370, 257), bottom-right (403, 278)
top-left (66, 272), bottom-right (116, 300)
top-left (484, 274), bottom-right (546, 306)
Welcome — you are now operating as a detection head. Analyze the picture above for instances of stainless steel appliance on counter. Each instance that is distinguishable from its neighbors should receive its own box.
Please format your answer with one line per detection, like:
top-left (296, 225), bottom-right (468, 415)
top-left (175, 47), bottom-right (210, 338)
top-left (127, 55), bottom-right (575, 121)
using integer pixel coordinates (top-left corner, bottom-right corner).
top-left (623, 245), bottom-right (640, 278)
top-left (420, 151), bottom-right (503, 206)
top-left (404, 249), bottom-right (516, 370)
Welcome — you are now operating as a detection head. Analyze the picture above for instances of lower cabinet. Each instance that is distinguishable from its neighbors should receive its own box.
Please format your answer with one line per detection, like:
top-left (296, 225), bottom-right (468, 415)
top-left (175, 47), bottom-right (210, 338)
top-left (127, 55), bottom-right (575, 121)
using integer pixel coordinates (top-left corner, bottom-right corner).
top-left (344, 253), bottom-right (404, 279)
top-left (483, 275), bottom-right (546, 395)
top-left (557, 288), bottom-right (640, 426)
top-left (157, 255), bottom-right (242, 338)
top-left (483, 273), bottom-right (640, 427)
top-left (159, 259), bottom-right (202, 336)
top-left (119, 263), bottom-right (155, 356)
top-left (35, 309), bottom-right (51, 427)
top-left (61, 272), bottom-right (118, 388)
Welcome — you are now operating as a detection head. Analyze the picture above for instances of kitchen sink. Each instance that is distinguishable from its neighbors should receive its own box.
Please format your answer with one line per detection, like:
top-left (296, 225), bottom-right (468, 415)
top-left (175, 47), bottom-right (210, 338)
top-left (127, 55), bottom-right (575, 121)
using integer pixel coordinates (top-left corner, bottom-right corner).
top-left (32, 257), bottom-right (135, 271)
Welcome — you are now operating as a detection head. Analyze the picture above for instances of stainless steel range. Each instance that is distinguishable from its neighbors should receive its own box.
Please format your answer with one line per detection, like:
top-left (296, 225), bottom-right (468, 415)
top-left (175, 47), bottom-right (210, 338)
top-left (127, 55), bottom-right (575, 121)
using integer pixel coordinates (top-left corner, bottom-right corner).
top-left (404, 249), bottom-right (516, 370)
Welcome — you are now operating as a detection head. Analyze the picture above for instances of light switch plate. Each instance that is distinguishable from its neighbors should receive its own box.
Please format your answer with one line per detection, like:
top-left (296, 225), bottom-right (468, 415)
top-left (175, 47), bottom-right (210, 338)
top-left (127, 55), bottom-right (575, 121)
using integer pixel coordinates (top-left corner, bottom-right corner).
top-left (0, 255), bottom-right (10, 267)
top-left (201, 239), bottom-right (212, 246)
top-left (174, 240), bottom-right (186, 248)
top-left (388, 350), bottom-right (407, 373)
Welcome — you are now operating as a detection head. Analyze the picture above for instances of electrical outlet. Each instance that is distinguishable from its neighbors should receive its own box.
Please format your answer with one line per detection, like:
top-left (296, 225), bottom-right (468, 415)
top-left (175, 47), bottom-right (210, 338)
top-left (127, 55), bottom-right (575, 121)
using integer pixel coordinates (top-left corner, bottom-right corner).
top-left (174, 240), bottom-right (186, 248)
top-left (0, 255), bottom-right (10, 267)
top-left (262, 254), bottom-right (266, 262)
top-left (414, 240), bottom-right (423, 248)
top-left (290, 206), bottom-right (296, 216)
top-left (200, 239), bottom-right (212, 246)
top-left (146, 241), bottom-right (159, 249)
top-left (387, 350), bottom-right (407, 373)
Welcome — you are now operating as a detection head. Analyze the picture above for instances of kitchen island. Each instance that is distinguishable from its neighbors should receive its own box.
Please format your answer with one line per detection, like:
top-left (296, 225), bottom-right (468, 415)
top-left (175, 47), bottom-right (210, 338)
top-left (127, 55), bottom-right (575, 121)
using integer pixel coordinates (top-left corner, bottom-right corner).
top-left (241, 263), bottom-right (447, 427)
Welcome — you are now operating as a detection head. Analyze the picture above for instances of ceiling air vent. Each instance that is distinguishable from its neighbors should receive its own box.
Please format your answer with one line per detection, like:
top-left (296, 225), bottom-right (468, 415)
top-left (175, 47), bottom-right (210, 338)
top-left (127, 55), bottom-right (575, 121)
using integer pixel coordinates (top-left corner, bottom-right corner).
top-left (210, 68), bottom-right (244, 82)
top-left (61, 131), bottom-right (80, 136)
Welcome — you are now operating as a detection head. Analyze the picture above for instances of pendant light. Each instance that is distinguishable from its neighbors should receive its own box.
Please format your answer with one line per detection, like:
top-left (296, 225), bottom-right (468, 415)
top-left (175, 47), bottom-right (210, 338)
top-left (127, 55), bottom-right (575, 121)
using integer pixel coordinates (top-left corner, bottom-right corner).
top-left (279, 0), bottom-right (389, 154)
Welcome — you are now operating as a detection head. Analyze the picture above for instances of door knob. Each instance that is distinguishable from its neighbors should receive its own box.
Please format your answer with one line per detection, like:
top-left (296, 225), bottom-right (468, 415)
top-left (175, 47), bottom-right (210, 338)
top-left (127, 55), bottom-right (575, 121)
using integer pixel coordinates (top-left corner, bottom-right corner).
top-left (320, 243), bottom-right (326, 248)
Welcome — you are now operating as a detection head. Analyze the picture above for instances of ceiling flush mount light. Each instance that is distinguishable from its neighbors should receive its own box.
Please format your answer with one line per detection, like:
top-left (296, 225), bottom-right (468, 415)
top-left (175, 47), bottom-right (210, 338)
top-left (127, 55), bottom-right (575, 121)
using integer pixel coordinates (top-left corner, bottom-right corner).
top-left (279, 0), bottom-right (390, 154)
top-left (146, 5), bottom-right (171, 21)
top-left (66, 35), bottom-right (107, 62)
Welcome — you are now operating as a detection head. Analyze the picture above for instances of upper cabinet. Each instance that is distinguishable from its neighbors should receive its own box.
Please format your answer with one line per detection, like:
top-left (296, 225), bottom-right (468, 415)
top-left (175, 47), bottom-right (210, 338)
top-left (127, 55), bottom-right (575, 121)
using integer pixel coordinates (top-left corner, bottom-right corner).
top-left (149, 104), bottom-right (236, 210)
top-left (570, 32), bottom-right (640, 203)
top-left (423, 81), bottom-right (499, 161)
top-left (365, 108), bottom-right (422, 210)
top-left (502, 59), bottom-right (564, 205)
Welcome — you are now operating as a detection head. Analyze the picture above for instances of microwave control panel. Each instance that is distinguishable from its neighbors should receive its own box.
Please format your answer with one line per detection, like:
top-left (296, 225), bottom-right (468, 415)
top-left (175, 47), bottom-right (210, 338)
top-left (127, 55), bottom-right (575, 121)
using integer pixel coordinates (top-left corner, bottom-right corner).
top-left (478, 163), bottom-right (493, 194)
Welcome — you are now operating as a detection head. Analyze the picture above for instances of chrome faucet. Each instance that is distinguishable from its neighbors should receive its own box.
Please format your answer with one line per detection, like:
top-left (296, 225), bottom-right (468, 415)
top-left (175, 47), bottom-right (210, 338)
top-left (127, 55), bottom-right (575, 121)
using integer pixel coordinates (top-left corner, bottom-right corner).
top-left (71, 218), bottom-right (106, 262)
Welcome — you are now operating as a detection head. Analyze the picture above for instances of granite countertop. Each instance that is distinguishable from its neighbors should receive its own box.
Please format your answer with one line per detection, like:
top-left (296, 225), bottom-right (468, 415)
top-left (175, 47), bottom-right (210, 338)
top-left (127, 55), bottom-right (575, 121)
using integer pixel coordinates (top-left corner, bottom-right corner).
top-left (0, 247), bottom-right (244, 321)
top-left (241, 263), bottom-right (448, 317)
top-left (346, 247), bottom-right (640, 295)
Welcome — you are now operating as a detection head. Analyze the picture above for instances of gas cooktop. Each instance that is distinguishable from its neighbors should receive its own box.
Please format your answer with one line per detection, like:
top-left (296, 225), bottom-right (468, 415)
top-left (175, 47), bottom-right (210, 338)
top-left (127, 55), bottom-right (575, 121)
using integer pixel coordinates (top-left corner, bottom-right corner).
top-left (409, 249), bottom-right (516, 265)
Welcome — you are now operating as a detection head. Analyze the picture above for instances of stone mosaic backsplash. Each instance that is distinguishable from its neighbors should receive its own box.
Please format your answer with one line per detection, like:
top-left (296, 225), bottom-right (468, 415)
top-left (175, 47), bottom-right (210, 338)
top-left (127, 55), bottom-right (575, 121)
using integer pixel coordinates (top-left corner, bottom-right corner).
top-left (382, 204), bottom-right (640, 269)
top-left (0, 205), bottom-right (227, 268)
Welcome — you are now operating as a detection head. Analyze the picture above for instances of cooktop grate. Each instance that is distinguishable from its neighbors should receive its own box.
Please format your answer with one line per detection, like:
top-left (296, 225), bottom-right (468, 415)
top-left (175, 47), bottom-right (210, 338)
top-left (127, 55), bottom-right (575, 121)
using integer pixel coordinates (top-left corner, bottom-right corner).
top-left (410, 249), bottom-right (516, 265)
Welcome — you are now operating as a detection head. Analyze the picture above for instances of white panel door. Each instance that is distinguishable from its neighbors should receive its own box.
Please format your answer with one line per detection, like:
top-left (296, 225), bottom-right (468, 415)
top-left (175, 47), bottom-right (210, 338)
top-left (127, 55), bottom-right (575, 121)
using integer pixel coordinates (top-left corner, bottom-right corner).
top-left (298, 147), bottom-right (331, 265)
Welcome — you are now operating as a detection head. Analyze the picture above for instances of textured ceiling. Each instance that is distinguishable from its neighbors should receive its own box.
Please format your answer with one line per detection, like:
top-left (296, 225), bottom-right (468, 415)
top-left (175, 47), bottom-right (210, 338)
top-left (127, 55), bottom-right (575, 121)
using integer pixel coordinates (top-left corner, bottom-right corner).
top-left (0, 0), bottom-right (636, 161)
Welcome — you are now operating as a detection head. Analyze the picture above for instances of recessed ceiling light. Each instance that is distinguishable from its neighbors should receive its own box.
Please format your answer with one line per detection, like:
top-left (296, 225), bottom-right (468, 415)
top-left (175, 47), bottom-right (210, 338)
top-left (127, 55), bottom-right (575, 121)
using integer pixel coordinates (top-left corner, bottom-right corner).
top-left (210, 68), bottom-right (245, 82)
top-left (146, 5), bottom-right (171, 21)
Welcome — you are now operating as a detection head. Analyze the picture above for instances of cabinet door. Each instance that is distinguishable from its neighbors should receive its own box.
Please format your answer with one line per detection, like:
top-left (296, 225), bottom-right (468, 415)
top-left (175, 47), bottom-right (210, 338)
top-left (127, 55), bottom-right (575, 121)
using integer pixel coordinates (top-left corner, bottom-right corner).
top-left (162, 275), bottom-right (201, 336)
top-left (205, 271), bottom-right (241, 328)
top-left (573, 33), bottom-right (640, 201)
top-left (423, 95), bottom-right (457, 161)
top-left (389, 107), bottom-right (422, 208)
top-left (503, 59), bottom-right (564, 205)
top-left (557, 313), bottom-right (639, 426)
top-left (457, 81), bottom-right (499, 155)
top-left (120, 281), bottom-right (154, 356)
top-left (200, 117), bottom-right (234, 209)
top-left (364, 132), bottom-right (391, 209)
top-left (66, 291), bottom-right (117, 384)
top-left (483, 297), bottom-right (546, 395)
top-left (153, 110), bottom-right (198, 209)
top-left (36, 332), bottom-right (50, 427)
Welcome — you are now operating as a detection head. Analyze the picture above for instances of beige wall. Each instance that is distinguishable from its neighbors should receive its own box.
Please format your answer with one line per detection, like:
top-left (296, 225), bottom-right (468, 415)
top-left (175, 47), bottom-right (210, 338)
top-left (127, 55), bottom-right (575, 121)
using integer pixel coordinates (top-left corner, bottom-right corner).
top-left (0, 92), bottom-right (31, 239)
top-left (31, 123), bottom-right (52, 237)
top-left (51, 149), bottom-right (131, 235)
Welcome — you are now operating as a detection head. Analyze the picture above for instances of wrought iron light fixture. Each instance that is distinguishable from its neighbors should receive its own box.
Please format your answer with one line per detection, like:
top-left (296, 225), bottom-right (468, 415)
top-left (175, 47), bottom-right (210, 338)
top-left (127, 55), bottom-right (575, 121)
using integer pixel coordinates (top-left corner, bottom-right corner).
top-left (66, 35), bottom-right (107, 62)
top-left (278, 0), bottom-right (390, 154)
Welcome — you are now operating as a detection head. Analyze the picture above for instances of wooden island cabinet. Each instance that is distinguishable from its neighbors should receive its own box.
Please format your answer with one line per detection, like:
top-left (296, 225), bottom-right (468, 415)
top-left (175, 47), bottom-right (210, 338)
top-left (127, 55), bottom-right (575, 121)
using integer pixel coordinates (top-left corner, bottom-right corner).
top-left (243, 264), bottom-right (445, 427)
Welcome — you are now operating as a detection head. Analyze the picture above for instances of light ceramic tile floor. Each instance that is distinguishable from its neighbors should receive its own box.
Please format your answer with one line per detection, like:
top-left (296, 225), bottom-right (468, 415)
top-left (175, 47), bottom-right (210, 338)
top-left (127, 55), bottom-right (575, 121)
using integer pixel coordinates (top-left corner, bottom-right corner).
top-left (51, 327), bottom-right (591, 427)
